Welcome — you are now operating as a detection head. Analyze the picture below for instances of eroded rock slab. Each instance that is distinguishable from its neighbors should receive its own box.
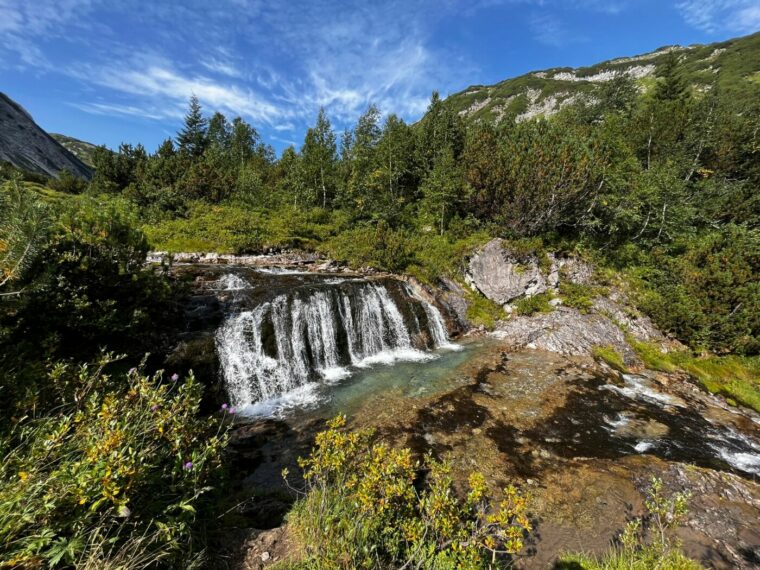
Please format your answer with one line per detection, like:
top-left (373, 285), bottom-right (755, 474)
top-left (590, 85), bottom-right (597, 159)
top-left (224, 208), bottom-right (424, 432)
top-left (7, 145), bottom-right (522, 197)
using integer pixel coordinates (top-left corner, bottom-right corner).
top-left (491, 306), bottom-right (640, 364)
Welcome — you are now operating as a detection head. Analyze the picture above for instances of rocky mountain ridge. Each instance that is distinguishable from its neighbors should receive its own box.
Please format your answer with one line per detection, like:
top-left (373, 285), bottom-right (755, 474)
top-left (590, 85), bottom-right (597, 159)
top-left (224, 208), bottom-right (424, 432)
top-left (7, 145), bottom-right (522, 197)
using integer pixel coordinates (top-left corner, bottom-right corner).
top-left (0, 92), bottom-right (92, 180)
top-left (446, 31), bottom-right (760, 124)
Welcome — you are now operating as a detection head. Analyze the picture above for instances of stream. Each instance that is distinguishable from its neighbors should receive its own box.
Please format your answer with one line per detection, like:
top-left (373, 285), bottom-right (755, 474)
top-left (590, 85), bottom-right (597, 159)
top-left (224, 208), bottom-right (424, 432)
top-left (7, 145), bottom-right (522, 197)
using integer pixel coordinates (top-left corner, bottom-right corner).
top-left (184, 266), bottom-right (760, 568)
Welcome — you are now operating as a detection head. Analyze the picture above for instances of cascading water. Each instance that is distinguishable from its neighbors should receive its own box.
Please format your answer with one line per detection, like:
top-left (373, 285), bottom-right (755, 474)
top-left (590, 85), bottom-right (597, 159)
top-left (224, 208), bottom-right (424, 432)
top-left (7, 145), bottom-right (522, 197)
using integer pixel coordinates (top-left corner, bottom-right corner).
top-left (214, 271), bottom-right (457, 414)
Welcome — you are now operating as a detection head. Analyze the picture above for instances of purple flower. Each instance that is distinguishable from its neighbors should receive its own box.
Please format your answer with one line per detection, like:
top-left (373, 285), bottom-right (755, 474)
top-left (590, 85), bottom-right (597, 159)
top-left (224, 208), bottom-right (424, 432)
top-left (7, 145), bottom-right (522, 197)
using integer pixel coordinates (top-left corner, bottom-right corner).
top-left (128, 367), bottom-right (137, 375)
top-left (183, 461), bottom-right (193, 470)
top-left (229, 407), bottom-right (236, 415)
top-left (150, 404), bottom-right (158, 412)
top-left (221, 403), bottom-right (228, 410)
top-left (171, 373), bottom-right (179, 382)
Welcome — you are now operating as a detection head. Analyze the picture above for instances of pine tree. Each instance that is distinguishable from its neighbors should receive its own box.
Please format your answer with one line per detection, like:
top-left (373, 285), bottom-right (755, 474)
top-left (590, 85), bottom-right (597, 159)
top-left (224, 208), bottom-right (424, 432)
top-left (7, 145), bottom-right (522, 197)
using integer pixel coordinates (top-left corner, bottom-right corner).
top-left (655, 53), bottom-right (689, 103)
top-left (176, 95), bottom-right (208, 158)
top-left (421, 148), bottom-right (461, 235)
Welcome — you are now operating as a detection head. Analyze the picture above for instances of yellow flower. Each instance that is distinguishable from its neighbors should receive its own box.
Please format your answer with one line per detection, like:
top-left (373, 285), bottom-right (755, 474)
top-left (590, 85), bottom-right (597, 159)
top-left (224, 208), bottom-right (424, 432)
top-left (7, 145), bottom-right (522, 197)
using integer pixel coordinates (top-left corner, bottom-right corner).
top-left (18, 471), bottom-right (29, 481)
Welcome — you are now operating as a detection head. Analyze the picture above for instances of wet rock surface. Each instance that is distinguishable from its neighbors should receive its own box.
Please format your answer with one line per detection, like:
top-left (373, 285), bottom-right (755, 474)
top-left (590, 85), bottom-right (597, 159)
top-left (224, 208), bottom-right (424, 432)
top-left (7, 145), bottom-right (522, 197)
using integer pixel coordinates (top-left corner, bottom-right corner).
top-left (222, 347), bottom-right (760, 569)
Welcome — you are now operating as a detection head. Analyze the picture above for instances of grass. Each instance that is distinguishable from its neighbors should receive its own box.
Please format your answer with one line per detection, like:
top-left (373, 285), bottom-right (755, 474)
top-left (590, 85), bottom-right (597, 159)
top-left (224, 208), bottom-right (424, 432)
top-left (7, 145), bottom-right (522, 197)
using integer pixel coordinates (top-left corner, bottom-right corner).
top-left (558, 547), bottom-right (703, 570)
top-left (514, 292), bottom-right (554, 316)
top-left (629, 339), bottom-right (760, 413)
top-left (592, 345), bottom-right (629, 373)
top-left (465, 288), bottom-right (505, 329)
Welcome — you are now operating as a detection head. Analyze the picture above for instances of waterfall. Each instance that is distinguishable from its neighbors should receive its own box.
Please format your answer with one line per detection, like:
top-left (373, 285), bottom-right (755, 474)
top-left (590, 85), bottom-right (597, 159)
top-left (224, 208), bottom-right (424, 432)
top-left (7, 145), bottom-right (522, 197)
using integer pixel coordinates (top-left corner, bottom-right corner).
top-left (215, 275), bottom-right (456, 409)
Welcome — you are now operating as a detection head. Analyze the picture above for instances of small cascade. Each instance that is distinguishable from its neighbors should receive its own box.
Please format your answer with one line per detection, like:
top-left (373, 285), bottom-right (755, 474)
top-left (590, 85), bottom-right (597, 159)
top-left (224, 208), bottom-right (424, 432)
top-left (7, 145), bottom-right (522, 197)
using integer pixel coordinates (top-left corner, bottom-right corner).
top-left (215, 274), bottom-right (456, 410)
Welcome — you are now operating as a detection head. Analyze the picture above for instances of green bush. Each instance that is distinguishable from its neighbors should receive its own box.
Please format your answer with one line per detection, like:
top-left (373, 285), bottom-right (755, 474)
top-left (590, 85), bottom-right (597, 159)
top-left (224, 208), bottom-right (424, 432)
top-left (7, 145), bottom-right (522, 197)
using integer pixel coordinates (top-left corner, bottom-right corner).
top-left (0, 355), bottom-right (228, 568)
top-left (559, 281), bottom-right (604, 313)
top-left (465, 289), bottom-right (506, 330)
top-left (514, 292), bottom-right (554, 316)
top-left (285, 416), bottom-right (532, 569)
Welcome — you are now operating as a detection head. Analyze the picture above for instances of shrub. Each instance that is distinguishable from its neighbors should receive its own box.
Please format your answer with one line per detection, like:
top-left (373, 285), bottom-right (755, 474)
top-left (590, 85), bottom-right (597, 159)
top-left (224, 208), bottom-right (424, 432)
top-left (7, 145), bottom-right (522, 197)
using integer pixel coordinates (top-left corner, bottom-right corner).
top-left (465, 289), bottom-right (506, 330)
top-left (0, 355), bottom-right (228, 568)
top-left (559, 281), bottom-right (603, 314)
top-left (559, 477), bottom-right (701, 570)
top-left (285, 415), bottom-right (532, 569)
top-left (514, 292), bottom-right (553, 316)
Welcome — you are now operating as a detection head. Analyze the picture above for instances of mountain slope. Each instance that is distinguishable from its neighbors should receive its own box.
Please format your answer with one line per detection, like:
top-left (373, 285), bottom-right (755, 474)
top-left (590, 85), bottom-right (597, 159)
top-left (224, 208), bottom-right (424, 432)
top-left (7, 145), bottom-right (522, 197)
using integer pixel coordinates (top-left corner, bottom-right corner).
top-left (50, 134), bottom-right (98, 168)
top-left (447, 31), bottom-right (760, 124)
top-left (0, 93), bottom-right (92, 180)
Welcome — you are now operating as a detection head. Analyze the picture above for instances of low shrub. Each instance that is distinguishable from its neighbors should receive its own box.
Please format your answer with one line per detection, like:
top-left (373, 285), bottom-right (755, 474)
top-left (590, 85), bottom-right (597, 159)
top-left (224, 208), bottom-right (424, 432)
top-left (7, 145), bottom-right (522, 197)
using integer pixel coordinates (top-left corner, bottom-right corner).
top-left (514, 292), bottom-right (554, 316)
top-left (0, 355), bottom-right (228, 568)
top-left (285, 415), bottom-right (532, 569)
top-left (559, 477), bottom-right (701, 570)
top-left (559, 282), bottom-right (605, 314)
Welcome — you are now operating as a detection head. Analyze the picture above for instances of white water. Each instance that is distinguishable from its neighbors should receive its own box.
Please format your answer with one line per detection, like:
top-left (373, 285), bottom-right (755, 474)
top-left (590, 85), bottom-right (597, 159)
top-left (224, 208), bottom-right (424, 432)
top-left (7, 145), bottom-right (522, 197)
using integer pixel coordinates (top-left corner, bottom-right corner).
top-left (215, 276), bottom-right (457, 414)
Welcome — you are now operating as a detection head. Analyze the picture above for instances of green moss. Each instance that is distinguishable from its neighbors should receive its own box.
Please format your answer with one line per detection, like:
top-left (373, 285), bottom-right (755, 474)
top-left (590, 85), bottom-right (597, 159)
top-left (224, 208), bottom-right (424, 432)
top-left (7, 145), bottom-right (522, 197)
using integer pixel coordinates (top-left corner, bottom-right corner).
top-left (514, 292), bottom-right (554, 316)
top-left (629, 339), bottom-right (760, 413)
top-left (465, 288), bottom-right (505, 330)
top-left (559, 281), bottom-right (604, 314)
top-left (592, 345), bottom-right (629, 373)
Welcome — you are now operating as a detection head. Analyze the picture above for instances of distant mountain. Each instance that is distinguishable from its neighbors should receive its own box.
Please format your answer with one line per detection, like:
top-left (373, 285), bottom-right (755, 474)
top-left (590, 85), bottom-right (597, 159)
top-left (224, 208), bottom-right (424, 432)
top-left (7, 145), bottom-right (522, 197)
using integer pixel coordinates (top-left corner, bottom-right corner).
top-left (0, 92), bottom-right (92, 180)
top-left (50, 133), bottom-right (98, 168)
top-left (446, 31), bottom-right (760, 124)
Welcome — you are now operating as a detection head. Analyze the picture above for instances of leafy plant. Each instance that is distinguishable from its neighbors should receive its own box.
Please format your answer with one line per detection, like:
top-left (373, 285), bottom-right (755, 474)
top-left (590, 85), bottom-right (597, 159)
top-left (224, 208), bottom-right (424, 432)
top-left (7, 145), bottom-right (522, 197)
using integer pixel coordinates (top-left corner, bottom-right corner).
top-left (284, 415), bottom-right (532, 569)
top-left (0, 354), bottom-right (229, 568)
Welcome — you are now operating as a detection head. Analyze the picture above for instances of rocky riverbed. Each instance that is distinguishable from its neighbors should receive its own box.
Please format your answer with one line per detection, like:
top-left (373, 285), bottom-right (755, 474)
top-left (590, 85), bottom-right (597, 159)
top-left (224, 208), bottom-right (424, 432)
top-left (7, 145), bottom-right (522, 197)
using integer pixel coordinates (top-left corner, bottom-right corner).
top-left (161, 247), bottom-right (760, 569)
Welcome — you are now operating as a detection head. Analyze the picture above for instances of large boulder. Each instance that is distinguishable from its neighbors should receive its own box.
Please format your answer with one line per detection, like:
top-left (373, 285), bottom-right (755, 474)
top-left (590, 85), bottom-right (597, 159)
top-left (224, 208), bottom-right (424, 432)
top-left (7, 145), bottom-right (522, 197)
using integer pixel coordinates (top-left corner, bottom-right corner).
top-left (466, 239), bottom-right (549, 305)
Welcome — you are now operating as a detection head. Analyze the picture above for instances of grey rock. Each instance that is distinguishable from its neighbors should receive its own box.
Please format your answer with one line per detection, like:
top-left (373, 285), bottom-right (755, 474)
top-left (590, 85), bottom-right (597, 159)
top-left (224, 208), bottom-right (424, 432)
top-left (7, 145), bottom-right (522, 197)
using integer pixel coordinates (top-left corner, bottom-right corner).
top-left (492, 306), bottom-right (640, 365)
top-left (0, 92), bottom-right (92, 180)
top-left (593, 296), bottom-right (664, 342)
top-left (467, 239), bottom-right (548, 304)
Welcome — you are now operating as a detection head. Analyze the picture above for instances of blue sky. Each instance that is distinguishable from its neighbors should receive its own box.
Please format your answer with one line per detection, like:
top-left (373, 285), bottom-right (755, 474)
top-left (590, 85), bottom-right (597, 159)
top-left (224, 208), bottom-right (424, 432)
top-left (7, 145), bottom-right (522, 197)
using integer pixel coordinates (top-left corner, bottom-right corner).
top-left (1, 0), bottom-right (759, 154)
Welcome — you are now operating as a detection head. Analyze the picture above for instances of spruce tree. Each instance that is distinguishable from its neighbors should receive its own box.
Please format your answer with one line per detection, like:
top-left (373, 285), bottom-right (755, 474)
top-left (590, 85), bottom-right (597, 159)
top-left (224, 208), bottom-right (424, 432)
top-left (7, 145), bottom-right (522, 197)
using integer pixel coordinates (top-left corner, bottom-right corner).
top-left (655, 53), bottom-right (689, 102)
top-left (177, 95), bottom-right (208, 158)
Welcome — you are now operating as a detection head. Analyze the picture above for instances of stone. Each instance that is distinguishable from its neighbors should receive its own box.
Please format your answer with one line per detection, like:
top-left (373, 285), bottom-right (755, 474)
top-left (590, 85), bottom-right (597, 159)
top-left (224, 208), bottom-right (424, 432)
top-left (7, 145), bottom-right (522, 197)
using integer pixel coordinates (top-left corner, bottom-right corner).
top-left (467, 239), bottom-right (549, 304)
top-left (491, 306), bottom-right (640, 365)
top-left (261, 551), bottom-right (270, 562)
top-left (549, 297), bottom-right (563, 307)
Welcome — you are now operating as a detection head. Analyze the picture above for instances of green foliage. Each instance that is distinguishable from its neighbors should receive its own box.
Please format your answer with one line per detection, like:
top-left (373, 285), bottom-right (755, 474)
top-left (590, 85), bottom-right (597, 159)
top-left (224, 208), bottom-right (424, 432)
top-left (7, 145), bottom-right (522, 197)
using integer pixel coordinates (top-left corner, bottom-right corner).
top-left (320, 222), bottom-right (415, 273)
top-left (592, 345), bottom-right (628, 373)
top-left (559, 281), bottom-right (602, 313)
top-left (0, 355), bottom-right (228, 568)
top-left (285, 415), bottom-right (532, 569)
top-left (0, 178), bottom-right (51, 292)
top-left (628, 227), bottom-right (759, 355)
top-left (465, 288), bottom-right (506, 330)
top-left (514, 292), bottom-right (553, 316)
top-left (629, 340), bottom-right (760, 412)
top-left (559, 477), bottom-right (701, 570)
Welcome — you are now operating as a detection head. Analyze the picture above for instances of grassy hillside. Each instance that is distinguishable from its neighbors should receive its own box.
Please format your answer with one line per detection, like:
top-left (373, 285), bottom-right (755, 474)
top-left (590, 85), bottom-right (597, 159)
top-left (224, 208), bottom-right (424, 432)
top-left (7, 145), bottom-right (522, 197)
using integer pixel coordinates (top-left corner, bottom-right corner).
top-left (447, 31), bottom-right (760, 123)
top-left (50, 133), bottom-right (99, 167)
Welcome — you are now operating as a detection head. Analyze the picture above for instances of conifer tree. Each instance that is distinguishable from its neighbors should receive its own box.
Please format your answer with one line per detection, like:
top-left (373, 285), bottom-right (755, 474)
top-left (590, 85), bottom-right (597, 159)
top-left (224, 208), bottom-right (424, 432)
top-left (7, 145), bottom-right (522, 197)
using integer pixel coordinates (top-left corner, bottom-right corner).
top-left (177, 95), bottom-right (208, 158)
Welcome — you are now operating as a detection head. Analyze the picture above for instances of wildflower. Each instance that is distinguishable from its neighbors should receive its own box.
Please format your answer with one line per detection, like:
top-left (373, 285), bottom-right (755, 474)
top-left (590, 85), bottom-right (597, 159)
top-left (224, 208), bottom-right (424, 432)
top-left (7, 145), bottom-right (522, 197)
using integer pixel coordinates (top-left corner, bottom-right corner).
top-left (183, 461), bottom-right (193, 470)
top-left (171, 373), bottom-right (179, 381)
top-left (18, 471), bottom-right (28, 482)
top-left (128, 367), bottom-right (137, 375)
top-left (221, 403), bottom-right (228, 410)
top-left (151, 404), bottom-right (158, 412)
top-left (229, 407), bottom-right (236, 414)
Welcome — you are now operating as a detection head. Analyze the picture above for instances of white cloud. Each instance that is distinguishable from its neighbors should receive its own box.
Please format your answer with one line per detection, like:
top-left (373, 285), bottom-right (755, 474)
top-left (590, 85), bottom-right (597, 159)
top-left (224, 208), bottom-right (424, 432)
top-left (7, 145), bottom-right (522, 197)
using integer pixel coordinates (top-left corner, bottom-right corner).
top-left (676, 0), bottom-right (760, 34)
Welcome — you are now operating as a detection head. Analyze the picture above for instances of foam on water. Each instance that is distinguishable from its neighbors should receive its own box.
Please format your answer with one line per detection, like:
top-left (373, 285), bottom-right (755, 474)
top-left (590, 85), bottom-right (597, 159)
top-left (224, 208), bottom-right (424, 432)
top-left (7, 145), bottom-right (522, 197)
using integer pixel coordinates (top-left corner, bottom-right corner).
top-left (216, 276), bottom-right (459, 416)
top-left (237, 382), bottom-right (323, 418)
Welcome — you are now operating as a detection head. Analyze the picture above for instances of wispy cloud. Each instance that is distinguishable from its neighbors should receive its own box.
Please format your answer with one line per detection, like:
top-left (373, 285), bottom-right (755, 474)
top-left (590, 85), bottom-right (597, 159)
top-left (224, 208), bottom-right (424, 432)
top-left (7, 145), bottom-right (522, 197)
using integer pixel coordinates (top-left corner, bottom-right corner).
top-left (676, 0), bottom-right (760, 34)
